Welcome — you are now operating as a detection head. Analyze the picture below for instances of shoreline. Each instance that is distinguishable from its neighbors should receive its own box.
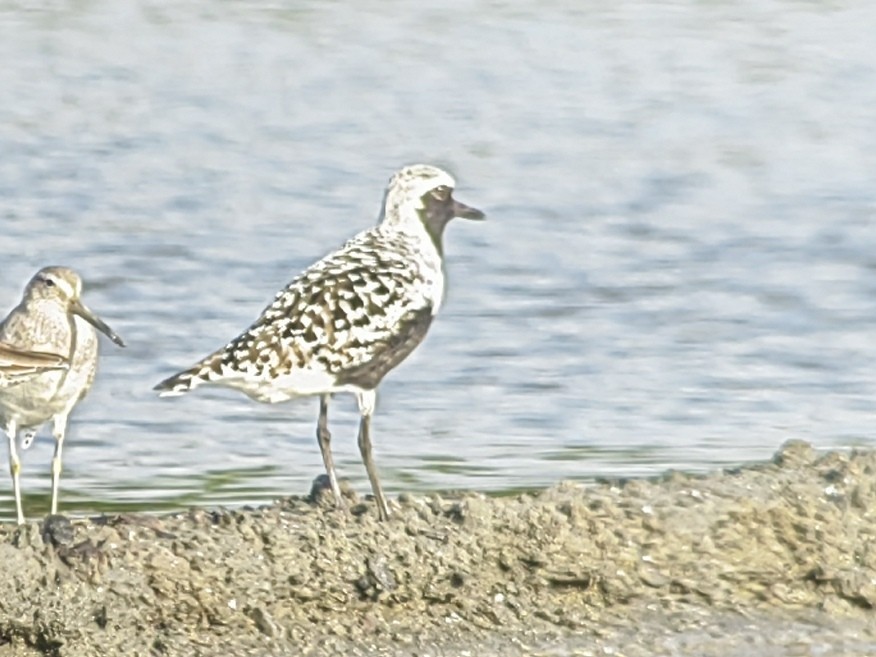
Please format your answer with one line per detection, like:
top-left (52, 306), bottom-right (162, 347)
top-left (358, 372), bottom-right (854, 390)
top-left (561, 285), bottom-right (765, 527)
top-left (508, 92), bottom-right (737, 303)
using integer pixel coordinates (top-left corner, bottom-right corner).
top-left (1, 440), bottom-right (875, 656)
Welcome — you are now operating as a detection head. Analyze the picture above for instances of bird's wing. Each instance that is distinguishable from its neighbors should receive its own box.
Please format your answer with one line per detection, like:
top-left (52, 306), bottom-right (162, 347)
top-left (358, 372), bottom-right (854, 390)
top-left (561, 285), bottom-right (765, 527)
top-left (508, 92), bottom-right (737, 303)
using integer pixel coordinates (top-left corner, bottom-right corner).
top-left (218, 240), bottom-right (435, 384)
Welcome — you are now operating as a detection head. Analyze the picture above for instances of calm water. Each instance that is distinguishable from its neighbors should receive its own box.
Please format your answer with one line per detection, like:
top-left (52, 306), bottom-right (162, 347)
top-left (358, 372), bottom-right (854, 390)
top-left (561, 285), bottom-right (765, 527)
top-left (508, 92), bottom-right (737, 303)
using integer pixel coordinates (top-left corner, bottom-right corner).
top-left (1, 0), bottom-right (875, 520)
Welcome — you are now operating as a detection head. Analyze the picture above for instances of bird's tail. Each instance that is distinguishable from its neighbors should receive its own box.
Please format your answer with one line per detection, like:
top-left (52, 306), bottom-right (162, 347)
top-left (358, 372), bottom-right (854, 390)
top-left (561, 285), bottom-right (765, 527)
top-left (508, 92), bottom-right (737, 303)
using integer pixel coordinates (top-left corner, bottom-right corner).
top-left (153, 353), bottom-right (225, 397)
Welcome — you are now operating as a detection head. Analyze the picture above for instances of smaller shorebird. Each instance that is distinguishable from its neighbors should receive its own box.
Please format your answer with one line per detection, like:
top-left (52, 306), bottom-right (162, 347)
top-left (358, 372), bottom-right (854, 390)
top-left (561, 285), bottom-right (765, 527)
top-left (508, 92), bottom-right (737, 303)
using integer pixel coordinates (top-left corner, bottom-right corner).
top-left (0, 267), bottom-right (125, 524)
top-left (0, 342), bottom-right (68, 386)
top-left (155, 164), bottom-right (484, 520)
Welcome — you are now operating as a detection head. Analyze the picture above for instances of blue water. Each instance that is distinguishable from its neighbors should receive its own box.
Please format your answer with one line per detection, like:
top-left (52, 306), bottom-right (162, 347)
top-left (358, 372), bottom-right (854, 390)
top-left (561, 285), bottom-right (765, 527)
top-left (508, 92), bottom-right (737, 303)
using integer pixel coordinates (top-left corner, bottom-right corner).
top-left (1, 0), bottom-right (875, 520)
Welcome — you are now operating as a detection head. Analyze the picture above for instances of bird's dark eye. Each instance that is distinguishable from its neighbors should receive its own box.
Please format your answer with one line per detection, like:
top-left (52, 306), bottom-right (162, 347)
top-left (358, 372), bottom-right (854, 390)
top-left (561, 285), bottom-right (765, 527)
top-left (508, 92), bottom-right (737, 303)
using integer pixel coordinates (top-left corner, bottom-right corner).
top-left (43, 277), bottom-right (55, 287)
top-left (430, 185), bottom-right (450, 202)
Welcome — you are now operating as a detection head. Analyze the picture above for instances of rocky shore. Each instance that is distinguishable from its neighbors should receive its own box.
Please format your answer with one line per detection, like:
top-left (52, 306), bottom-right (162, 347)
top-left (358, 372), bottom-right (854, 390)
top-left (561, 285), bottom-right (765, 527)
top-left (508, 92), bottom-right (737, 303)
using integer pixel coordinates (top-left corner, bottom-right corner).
top-left (1, 440), bottom-right (875, 656)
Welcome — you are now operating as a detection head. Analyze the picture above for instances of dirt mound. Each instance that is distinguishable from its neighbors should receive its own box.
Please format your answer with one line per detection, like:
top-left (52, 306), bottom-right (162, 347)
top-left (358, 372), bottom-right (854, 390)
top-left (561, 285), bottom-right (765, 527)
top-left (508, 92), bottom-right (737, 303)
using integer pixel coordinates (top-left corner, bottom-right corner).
top-left (1, 440), bottom-right (875, 656)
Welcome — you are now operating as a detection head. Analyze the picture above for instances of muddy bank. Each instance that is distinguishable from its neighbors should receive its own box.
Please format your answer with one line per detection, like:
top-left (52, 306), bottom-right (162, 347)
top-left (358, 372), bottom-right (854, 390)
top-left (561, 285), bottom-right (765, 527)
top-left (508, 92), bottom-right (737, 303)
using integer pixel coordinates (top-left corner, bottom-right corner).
top-left (1, 440), bottom-right (875, 656)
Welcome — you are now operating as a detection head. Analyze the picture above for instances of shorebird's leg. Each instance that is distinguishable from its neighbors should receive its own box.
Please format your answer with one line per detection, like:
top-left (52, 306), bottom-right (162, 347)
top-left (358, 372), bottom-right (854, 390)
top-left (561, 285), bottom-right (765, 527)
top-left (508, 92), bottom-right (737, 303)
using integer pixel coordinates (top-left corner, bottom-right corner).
top-left (50, 411), bottom-right (71, 516)
top-left (316, 394), bottom-right (343, 507)
top-left (355, 389), bottom-right (389, 520)
top-left (5, 419), bottom-right (25, 525)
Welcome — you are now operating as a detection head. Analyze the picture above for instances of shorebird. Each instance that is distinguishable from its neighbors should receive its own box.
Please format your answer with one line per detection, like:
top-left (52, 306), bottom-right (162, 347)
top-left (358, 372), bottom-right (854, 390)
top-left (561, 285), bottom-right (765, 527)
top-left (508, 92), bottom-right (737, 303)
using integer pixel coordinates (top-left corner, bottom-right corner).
top-left (154, 164), bottom-right (484, 520)
top-left (0, 267), bottom-right (126, 524)
top-left (0, 342), bottom-right (68, 386)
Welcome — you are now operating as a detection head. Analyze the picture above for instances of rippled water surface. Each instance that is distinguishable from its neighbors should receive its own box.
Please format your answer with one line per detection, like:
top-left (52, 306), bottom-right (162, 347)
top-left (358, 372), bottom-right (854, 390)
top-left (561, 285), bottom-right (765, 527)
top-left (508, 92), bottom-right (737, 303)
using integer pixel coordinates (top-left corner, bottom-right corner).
top-left (1, 0), bottom-right (875, 520)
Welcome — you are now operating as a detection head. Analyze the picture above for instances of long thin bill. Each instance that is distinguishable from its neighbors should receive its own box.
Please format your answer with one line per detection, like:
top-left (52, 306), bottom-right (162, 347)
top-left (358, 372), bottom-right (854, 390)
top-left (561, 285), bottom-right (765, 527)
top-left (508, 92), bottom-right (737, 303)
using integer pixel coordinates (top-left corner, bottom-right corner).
top-left (72, 300), bottom-right (126, 347)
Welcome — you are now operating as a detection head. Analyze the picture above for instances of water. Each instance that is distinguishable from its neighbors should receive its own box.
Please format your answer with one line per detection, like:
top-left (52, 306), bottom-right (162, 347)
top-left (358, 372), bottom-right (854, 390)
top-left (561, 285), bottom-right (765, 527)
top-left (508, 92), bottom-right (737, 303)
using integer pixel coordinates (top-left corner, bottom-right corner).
top-left (1, 0), bottom-right (875, 520)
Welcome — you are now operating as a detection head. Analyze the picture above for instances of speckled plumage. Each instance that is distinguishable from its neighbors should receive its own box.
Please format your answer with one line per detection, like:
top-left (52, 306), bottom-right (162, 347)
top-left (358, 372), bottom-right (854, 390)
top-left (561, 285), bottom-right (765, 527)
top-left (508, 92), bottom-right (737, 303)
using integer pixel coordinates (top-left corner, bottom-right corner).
top-left (155, 164), bottom-right (485, 520)
top-left (0, 267), bottom-right (125, 524)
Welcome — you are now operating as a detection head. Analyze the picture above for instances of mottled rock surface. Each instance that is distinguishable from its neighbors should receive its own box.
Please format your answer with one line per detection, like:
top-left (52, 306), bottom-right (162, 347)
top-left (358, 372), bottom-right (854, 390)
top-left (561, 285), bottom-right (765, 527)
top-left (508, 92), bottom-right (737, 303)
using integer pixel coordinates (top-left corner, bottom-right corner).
top-left (1, 440), bottom-right (875, 656)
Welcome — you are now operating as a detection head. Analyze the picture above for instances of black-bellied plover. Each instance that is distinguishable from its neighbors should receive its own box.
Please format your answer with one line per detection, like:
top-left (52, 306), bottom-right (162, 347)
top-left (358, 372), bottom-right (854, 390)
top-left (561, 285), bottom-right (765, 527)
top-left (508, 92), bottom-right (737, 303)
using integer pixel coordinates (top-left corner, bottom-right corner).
top-left (154, 164), bottom-right (484, 520)
top-left (0, 342), bottom-right (68, 386)
top-left (0, 267), bottom-right (126, 524)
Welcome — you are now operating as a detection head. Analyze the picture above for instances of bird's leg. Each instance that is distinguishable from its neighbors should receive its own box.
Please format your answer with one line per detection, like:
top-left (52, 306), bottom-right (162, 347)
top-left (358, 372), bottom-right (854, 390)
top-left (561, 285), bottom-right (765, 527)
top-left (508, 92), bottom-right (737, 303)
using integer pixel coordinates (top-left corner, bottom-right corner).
top-left (5, 420), bottom-right (25, 525)
top-left (50, 411), bottom-right (70, 516)
top-left (316, 394), bottom-right (343, 508)
top-left (355, 389), bottom-right (389, 520)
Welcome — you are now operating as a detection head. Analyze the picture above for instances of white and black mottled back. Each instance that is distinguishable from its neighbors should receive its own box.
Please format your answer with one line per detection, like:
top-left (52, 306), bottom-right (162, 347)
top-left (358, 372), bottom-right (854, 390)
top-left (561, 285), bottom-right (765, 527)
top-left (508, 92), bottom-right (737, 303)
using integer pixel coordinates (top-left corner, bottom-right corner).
top-left (154, 163), bottom-right (484, 521)
top-left (155, 164), bottom-right (481, 403)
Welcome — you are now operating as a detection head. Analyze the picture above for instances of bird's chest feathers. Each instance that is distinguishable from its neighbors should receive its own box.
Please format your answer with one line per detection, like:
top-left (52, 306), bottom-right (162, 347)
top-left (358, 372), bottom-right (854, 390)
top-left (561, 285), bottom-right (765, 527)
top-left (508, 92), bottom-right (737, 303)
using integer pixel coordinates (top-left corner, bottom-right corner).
top-left (421, 263), bottom-right (444, 315)
top-left (399, 231), bottom-right (445, 314)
